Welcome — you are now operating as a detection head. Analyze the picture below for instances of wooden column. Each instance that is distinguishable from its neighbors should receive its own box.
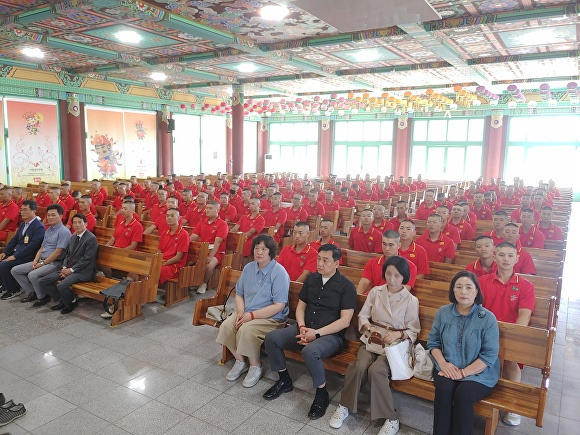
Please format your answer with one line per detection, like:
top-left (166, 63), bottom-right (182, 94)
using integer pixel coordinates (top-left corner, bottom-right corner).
top-left (59, 94), bottom-right (86, 181)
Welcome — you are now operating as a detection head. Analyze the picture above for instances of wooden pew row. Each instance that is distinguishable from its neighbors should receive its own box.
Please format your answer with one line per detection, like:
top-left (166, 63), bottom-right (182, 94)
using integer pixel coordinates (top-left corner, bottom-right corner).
top-left (193, 267), bottom-right (555, 433)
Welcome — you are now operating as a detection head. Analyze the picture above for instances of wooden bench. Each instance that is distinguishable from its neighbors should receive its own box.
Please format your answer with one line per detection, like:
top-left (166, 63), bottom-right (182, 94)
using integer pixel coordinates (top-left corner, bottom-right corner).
top-left (71, 245), bottom-right (162, 326)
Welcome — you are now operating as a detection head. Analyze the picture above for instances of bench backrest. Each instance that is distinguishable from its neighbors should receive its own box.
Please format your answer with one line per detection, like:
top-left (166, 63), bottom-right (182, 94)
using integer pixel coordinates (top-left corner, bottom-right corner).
top-left (342, 249), bottom-right (379, 268)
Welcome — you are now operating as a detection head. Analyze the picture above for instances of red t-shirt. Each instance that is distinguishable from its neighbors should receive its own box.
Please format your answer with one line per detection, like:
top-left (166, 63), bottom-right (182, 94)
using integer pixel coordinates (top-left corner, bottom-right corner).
top-left (393, 184), bottom-right (411, 193)
top-left (478, 272), bottom-right (535, 324)
top-left (361, 255), bottom-right (417, 292)
top-left (514, 247), bottom-right (536, 274)
top-left (336, 197), bottom-right (356, 208)
top-left (154, 215), bottom-right (184, 234)
top-left (277, 244), bottom-right (318, 281)
top-left (113, 218), bottom-right (144, 248)
top-left (465, 259), bottom-right (498, 278)
top-left (441, 222), bottom-right (461, 245)
top-left (193, 218), bottom-right (228, 254)
top-left (178, 201), bottom-right (194, 217)
top-left (0, 201), bottom-right (20, 233)
top-left (414, 203), bottom-right (438, 221)
top-left (501, 196), bottom-right (520, 206)
top-left (398, 242), bottom-right (430, 275)
top-left (348, 226), bottom-right (383, 253)
top-left (131, 183), bottom-right (144, 196)
top-left (159, 227), bottom-right (190, 267)
top-left (416, 232), bottom-right (455, 263)
top-left (218, 204), bottom-right (237, 222)
top-left (286, 206), bottom-right (308, 222)
top-left (184, 206), bottom-right (206, 228)
top-left (237, 213), bottom-right (266, 256)
top-left (358, 191), bottom-right (378, 201)
top-left (372, 219), bottom-right (393, 235)
top-left (323, 200), bottom-right (340, 212)
top-left (150, 202), bottom-right (168, 222)
top-left (263, 207), bottom-right (288, 243)
top-left (303, 201), bottom-right (326, 217)
top-left (388, 216), bottom-right (413, 231)
top-left (35, 192), bottom-right (52, 207)
top-left (448, 219), bottom-right (475, 241)
top-left (536, 223), bottom-right (563, 241)
top-left (235, 201), bottom-right (251, 219)
top-left (484, 230), bottom-right (503, 247)
top-left (115, 212), bottom-right (141, 228)
top-left (510, 207), bottom-right (540, 223)
top-left (472, 205), bottom-right (492, 221)
top-left (519, 226), bottom-right (545, 249)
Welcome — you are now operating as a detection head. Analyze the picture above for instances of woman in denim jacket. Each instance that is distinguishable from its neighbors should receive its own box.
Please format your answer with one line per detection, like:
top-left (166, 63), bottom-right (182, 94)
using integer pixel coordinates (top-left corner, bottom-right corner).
top-left (427, 270), bottom-right (500, 435)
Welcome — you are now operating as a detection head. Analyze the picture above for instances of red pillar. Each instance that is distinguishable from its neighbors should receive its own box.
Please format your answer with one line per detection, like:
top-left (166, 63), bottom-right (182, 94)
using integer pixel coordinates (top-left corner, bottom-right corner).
top-left (393, 117), bottom-right (412, 177)
top-left (231, 85), bottom-right (244, 174)
top-left (59, 95), bottom-right (86, 181)
top-left (482, 114), bottom-right (508, 182)
top-left (257, 121), bottom-right (268, 173)
top-left (318, 120), bottom-right (333, 177)
top-left (157, 110), bottom-right (172, 176)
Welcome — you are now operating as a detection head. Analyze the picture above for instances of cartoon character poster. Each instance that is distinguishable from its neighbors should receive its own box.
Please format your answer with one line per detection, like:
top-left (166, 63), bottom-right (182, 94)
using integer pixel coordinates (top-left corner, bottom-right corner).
top-left (85, 107), bottom-right (125, 179)
top-left (5, 99), bottom-right (61, 186)
top-left (123, 111), bottom-right (156, 178)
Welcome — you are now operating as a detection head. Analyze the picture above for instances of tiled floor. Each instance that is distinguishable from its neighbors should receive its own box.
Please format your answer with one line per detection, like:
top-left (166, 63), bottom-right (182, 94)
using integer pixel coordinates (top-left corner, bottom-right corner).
top-left (1, 204), bottom-right (578, 434)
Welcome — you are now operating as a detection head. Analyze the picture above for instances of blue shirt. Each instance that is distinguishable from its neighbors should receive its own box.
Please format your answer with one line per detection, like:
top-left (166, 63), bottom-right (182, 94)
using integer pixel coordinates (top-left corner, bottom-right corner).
top-left (427, 303), bottom-right (500, 388)
top-left (41, 223), bottom-right (72, 260)
top-left (236, 259), bottom-right (290, 321)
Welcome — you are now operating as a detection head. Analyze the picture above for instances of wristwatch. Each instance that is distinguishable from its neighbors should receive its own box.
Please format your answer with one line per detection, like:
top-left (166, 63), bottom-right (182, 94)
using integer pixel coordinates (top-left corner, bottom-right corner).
top-left (315, 330), bottom-right (321, 339)
top-left (40, 261), bottom-right (44, 265)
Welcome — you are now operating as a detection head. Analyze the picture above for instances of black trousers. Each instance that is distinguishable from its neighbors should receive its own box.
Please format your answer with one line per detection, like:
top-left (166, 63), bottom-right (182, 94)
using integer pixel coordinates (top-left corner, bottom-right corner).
top-left (433, 371), bottom-right (493, 435)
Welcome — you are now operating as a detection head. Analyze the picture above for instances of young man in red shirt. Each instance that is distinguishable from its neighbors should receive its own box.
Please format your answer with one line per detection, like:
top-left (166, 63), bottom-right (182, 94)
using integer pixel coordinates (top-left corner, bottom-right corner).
top-left (536, 206), bottom-right (563, 241)
top-left (358, 181), bottom-right (378, 201)
top-left (356, 230), bottom-right (417, 295)
top-left (147, 188), bottom-right (169, 222)
top-left (376, 181), bottom-right (393, 200)
top-left (371, 204), bottom-right (393, 234)
top-left (158, 208), bottom-right (190, 285)
top-left (35, 181), bottom-right (52, 207)
top-left (323, 189), bottom-right (339, 212)
top-left (58, 183), bottom-right (75, 214)
top-left (11, 187), bottom-right (24, 210)
top-left (309, 219), bottom-right (341, 253)
top-left (66, 195), bottom-right (96, 233)
top-left (263, 192), bottom-right (287, 244)
top-left (46, 187), bottom-right (68, 224)
top-left (472, 192), bottom-right (492, 221)
top-left (448, 204), bottom-right (475, 241)
top-left (392, 176), bottom-right (410, 193)
top-left (510, 195), bottom-right (539, 223)
top-left (191, 201), bottom-right (229, 294)
top-left (518, 209), bottom-right (545, 249)
top-left (478, 241), bottom-right (535, 427)
top-left (501, 185), bottom-right (520, 206)
top-left (144, 197), bottom-right (180, 234)
top-left (414, 174), bottom-right (427, 190)
top-left (285, 193), bottom-right (308, 222)
top-left (230, 198), bottom-right (265, 259)
top-left (277, 221), bottom-right (318, 282)
top-left (184, 191), bottom-right (208, 228)
top-left (348, 209), bottom-right (382, 253)
top-left (414, 189), bottom-right (438, 220)
top-left (483, 191), bottom-right (501, 213)
top-left (218, 192), bottom-right (237, 224)
top-left (460, 202), bottom-right (477, 231)
top-left (303, 190), bottom-right (326, 217)
top-left (502, 223), bottom-right (535, 275)
top-left (389, 201), bottom-right (412, 231)
top-left (0, 187), bottom-right (20, 242)
top-left (336, 188), bottom-right (356, 208)
top-left (435, 205), bottom-right (460, 248)
top-left (260, 185), bottom-right (277, 211)
top-left (235, 189), bottom-right (252, 219)
top-left (484, 210), bottom-right (509, 246)
top-left (178, 189), bottom-right (195, 216)
top-left (415, 214), bottom-right (455, 264)
top-left (465, 235), bottom-right (497, 277)
top-left (112, 183), bottom-right (135, 214)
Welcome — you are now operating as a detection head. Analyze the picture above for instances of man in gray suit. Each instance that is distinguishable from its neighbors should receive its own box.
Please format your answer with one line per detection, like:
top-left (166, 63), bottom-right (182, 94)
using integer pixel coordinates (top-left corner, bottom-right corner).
top-left (38, 213), bottom-right (98, 314)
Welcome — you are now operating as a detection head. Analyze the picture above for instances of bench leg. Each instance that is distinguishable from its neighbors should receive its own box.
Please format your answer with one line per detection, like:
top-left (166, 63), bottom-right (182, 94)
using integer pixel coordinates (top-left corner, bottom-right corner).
top-left (484, 408), bottom-right (499, 435)
top-left (220, 345), bottom-right (233, 365)
top-left (164, 282), bottom-right (189, 307)
top-left (110, 303), bottom-right (142, 327)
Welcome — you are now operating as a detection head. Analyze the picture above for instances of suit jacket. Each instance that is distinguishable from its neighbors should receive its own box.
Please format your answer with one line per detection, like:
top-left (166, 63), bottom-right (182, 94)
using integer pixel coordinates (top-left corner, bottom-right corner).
top-left (4, 217), bottom-right (45, 262)
top-left (56, 230), bottom-right (98, 281)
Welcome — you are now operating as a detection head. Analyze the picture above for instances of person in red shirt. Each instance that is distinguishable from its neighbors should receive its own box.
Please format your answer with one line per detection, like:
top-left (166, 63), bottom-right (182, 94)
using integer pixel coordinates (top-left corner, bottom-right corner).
top-left (348, 209), bottom-right (382, 253)
top-left (536, 206), bottom-right (563, 241)
top-left (263, 192), bottom-right (287, 244)
top-left (285, 193), bottom-right (308, 222)
top-left (35, 182), bottom-right (53, 207)
top-left (172, 174), bottom-right (184, 191)
top-left (112, 183), bottom-right (135, 213)
top-left (393, 176), bottom-right (410, 193)
top-left (358, 181), bottom-right (378, 201)
top-left (184, 191), bottom-right (208, 228)
top-left (471, 192), bottom-right (492, 221)
top-left (510, 195), bottom-right (539, 223)
top-left (158, 208), bottom-right (190, 285)
top-left (502, 223), bottom-right (535, 274)
top-left (235, 189), bottom-right (252, 219)
top-left (249, 183), bottom-right (261, 200)
top-left (166, 182), bottom-right (183, 204)
top-left (478, 241), bottom-right (535, 427)
top-left (143, 182), bottom-right (159, 211)
top-left (483, 191), bottom-right (501, 213)
top-left (414, 174), bottom-right (427, 190)
top-left (416, 214), bottom-right (455, 264)
top-left (58, 183), bottom-right (75, 213)
top-left (501, 185), bottom-right (520, 206)
top-left (277, 221), bottom-right (318, 282)
top-left (414, 189), bottom-right (438, 220)
top-left (389, 201), bottom-right (411, 231)
top-left (128, 176), bottom-right (143, 197)
top-left (66, 195), bottom-right (96, 233)
top-left (371, 204), bottom-right (392, 234)
top-left (178, 189), bottom-right (195, 216)
top-left (460, 202), bottom-right (477, 232)
top-left (436, 193), bottom-right (453, 211)
top-left (11, 187), bottom-right (24, 210)
top-left (336, 188), bottom-right (356, 208)
top-left (303, 190), bottom-right (325, 217)
top-left (448, 204), bottom-right (475, 241)
top-left (230, 198), bottom-right (265, 259)
top-left (46, 187), bottom-right (68, 224)
top-left (435, 205), bottom-right (460, 248)
top-left (407, 176), bottom-right (417, 192)
top-left (309, 219), bottom-right (341, 254)
top-left (147, 189), bottom-right (169, 222)
top-left (0, 187), bottom-right (20, 241)
top-left (531, 192), bottom-right (551, 212)
top-left (465, 236), bottom-right (497, 278)
top-left (144, 197), bottom-right (180, 234)
top-left (107, 202), bottom-right (143, 251)
top-left (398, 219), bottom-right (430, 276)
top-left (447, 185), bottom-right (460, 205)
top-left (218, 192), bottom-right (238, 224)
top-left (229, 185), bottom-right (243, 211)
top-left (259, 185), bottom-right (277, 211)
top-left (518, 209), bottom-right (545, 249)
top-left (88, 180), bottom-right (104, 207)
top-left (191, 201), bottom-right (229, 294)
top-left (323, 189), bottom-right (339, 212)
top-left (356, 230), bottom-right (417, 295)
top-left (484, 210), bottom-right (509, 246)
top-left (376, 182), bottom-right (393, 200)
top-left (547, 180), bottom-right (560, 199)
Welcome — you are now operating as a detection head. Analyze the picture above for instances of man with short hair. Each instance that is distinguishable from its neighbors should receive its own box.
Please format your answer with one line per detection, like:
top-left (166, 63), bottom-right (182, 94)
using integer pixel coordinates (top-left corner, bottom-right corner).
top-left (37, 214), bottom-right (98, 314)
top-left (158, 208), bottom-right (190, 285)
top-left (263, 244), bottom-right (356, 420)
top-left (536, 206), bottom-right (563, 241)
top-left (178, 189), bottom-right (194, 216)
top-left (112, 183), bottom-right (135, 213)
top-left (304, 190), bottom-right (325, 217)
top-left (260, 185), bottom-right (277, 211)
top-left (502, 185), bottom-right (520, 206)
top-left (184, 191), bottom-right (208, 227)
top-left (144, 182), bottom-right (159, 210)
top-left (218, 191), bottom-right (237, 224)
top-left (277, 222), bottom-right (318, 282)
top-left (235, 189), bottom-right (252, 218)
top-left (47, 187), bottom-right (68, 224)
top-left (191, 201), bottom-right (229, 294)
top-left (144, 197), bottom-right (180, 234)
top-left (398, 219), bottom-right (430, 276)
top-left (36, 181), bottom-right (52, 207)
top-left (435, 205), bottom-right (460, 248)
top-left (59, 182), bottom-right (75, 212)
top-left (389, 201), bottom-right (411, 231)
top-left (414, 189), bottom-right (438, 220)
top-left (0, 201), bottom-right (45, 300)
top-left (11, 187), bottom-right (24, 209)
top-left (107, 202), bottom-right (144, 251)
top-left (502, 223), bottom-right (535, 274)
top-left (323, 190), bottom-right (339, 212)
top-left (448, 204), bottom-right (475, 241)
top-left (460, 202), bottom-right (477, 231)
top-left (510, 194), bottom-right (539, 223)
top-left (393, 176), bottom-right (410, 193)
top-left (263, 192), bottom-right (287, 244)
top-left (146, 188), bottom-right (169, 222)
top-left (472, 192), bottom-right (492, 220)
top-left (416, 214), bottom-right (455, 264)
top-left (129, 175), bottom-right (143, 197)
top-left (518, 209), bottom-right (545, 248)
top-left (0, 187), bottom-right (20, 242)
top-left (12, 204), bottom-right (71, 305)
top-left (230, 198), bottom-right (265, 258)
top-left (485, 210), bottom-right (509, 246)
top-left (371, 204), bottom-right (392, 234)
top-left (484, 191), bottom-right (501, 212)
top-left (348, 209), bottom-right (382, 253)
top-left (310, 219), bottom-right (341, 252)
top-left (336, 188), bottom-right (356, 208)
top-left (465, 235), bottom-right (497, 277)
top-left (286, 193), bottom-right (308, 222)
top-left (357, 230), bottom-right (417, 295)
top-left (66, 195), bottom-right (96, 233)
top-left (358, 181), bottom-right (378, 201)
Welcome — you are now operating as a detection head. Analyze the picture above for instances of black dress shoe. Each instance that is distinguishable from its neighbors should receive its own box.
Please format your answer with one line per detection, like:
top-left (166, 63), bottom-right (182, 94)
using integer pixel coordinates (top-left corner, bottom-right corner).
top-left (60, 300), bottom-right (78, 314)
top-left (20, 292), bottom-right (37, 303)
top-left (263, 379), bottom-right (293, 400)
top-left (32, 295), bottom-right (52, 307)
top-left (51, 301), bottom-right (65, 311)
top-left (308, 391), bottom-right (329, 420)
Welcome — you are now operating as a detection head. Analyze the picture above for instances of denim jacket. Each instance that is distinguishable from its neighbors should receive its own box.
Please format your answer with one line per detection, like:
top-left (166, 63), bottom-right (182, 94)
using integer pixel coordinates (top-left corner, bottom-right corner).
top-left (427, 303), bottom-right (500, 388)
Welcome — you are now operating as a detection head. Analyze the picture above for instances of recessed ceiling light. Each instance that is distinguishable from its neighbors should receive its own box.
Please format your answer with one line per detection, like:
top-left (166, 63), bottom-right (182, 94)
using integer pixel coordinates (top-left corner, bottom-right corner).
top-left (353, 49), bottom-right (380, 62)
top-left (22, 47), bottom-right (44, 58)
top-left (150, 72), bottom-right (167, 81)
top-left (115, 30), bottom-right (142, 44)
top-left (260, 5), bottom-right (289, 21)
top-left (237, 62), bottom-right (257, 73)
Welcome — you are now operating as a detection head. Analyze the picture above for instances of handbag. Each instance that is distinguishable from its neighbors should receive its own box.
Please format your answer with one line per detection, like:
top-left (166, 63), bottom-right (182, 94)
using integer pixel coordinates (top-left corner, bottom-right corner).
top-left (384, 339), bottom-right (414, 380)
top-left (100, 278), bottom-right (132, 315)
top-left (410, 343), bottom-right (434, 381)
top-left (206, 287), bottom-right (236, 326)
top-left (360, 320), bottom-right (407, 355)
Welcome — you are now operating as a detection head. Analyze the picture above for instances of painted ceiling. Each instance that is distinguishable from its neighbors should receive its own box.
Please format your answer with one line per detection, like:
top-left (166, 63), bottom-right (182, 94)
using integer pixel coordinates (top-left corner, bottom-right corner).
top-left (0, 0), bottom-right (578, 99)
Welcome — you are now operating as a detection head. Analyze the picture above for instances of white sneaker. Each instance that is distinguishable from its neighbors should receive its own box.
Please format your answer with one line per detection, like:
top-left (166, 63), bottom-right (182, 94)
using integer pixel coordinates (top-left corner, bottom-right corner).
top-left (226, 360), bottom-right (248, 381)
top-left (329, 404), bottom-right (349, 429)
top-left (196, 283), bottom-right (207, 294)
top-left (242, 365), bottom-right (263, 388)
top-left (101, 312), bottom-right (113, 319)
top-left (502, 412), bottom-right (521, 426)
top-left (378, 419), bottom-right (399, 435)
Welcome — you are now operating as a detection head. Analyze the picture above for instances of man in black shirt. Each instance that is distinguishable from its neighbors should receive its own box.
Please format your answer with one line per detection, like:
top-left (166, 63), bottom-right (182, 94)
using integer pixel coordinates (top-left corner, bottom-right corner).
top-left (263, 244), bottom-right (357, 420)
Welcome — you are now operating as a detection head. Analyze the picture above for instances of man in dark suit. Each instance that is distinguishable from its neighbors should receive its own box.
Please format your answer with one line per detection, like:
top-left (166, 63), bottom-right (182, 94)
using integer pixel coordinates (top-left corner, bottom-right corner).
top-left (0, 200), bottom-right (45, 300)
top-left (38, 213), bottom-right (98, 314)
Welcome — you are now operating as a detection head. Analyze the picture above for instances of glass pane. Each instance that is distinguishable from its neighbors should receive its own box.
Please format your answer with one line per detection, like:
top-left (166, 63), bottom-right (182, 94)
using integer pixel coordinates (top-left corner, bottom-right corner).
top-left (378, 145), bottom-right (392, 175)
top-left (282, 123), bottom-right (294, 141)
top-left (243, 121), bottom-right (257, 173)
top-left (551, 116), bottom-right (577, 142)
top-left (293, 146), bottom-right (307, 174)
top-left (363, 121), bottom-right (380, 141)
top-left (347, 121), bottom-right (364, 142)
top-left (280, 146), bottom-right (294, 170)
top-left (306, 144), bottom-right (319, 177)
top-left (426, 147), bottom-right (445, 179)
top-left (447, 119), bottom-right (468, 142)
top-left (172, 114), bottom-right (200, 176)
top-left (201, 115), bottom-right (226, 174)
top-left (529, 117), bottom-right (552, 143)
top-left (333, 144), bottom-right (347, 177)
top-left (468, 118), bottom-right (485, 142)
top-left (346, 147), bottom-right (362, 177)
top-left (508, 117), bottom-right (527, 142)
top-left (380, 120), bottom-right (394, 142)
top-left (362, 147), bottom-right (379, 177)
top-left (269, 144), bottom-right (280, 160)
top-left (504, 145), bottom-right (525, 183)
top-left (269, 123), bottom-right (281, 142)
top-left (427, 120), bottom-right (447, 142)
top-left (411, 145), bottom-right (427, 177)
top-left (335, 121), bottom-right (348, 141)
top-left (445, 147), bottom-right (465, 180)
top-left (413, 120), bottom-right (428, 142)
top-left (306, 122), bottom-right (319, 142)
top-left (465, 146), bottom-right (482, 180)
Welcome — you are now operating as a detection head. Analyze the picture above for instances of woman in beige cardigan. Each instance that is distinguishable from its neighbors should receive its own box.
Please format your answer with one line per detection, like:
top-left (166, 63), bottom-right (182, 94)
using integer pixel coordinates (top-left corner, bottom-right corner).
top-left (329, 256), bottom-right (420, 435)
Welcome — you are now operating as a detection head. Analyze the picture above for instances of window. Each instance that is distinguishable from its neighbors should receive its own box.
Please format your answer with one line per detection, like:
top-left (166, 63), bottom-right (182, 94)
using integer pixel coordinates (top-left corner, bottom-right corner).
top-left (411, 118), bottom-right (484, 180)
top-left (333, 120), bottom-right (393, 178)
top-left (173, 114), bottom-right (201, 175)
top-left (505, 115), bottom-right (580, 190)
top-left (201, 115), bottom-right (226, 174)
top-left (243, 121), bottom-right (257, 173)
top-left (268, 122), bottom-right (318, 177)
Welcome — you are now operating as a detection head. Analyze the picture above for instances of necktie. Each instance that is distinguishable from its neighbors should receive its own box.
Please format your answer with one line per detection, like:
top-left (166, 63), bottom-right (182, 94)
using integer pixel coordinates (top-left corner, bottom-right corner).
top-left (72, 235), bottom-right (81, 252)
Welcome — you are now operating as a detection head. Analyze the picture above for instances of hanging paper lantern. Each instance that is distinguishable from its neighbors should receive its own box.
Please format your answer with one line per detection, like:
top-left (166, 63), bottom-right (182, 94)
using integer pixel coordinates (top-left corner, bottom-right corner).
top-left (347, 92), bottom-right (354, 99)
top-left (190, 103), bottom-right (197, 109)
top-left (180, 103), bottom-right (186, 109)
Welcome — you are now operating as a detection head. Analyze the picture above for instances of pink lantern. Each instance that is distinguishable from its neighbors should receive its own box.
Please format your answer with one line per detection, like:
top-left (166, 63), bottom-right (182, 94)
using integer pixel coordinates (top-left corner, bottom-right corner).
top-left (180, 103), bottom-right (186, 109)
top-left (190, 103), bottom-right (197, 109)
top-left (220, 101), bottom-right (226, 107)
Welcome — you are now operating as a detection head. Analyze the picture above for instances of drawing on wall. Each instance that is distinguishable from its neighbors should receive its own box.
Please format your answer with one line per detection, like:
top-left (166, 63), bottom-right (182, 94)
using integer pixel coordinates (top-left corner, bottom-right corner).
top-left (90, 133), bottom-right (123, 179)
top-left (135, 120), bottom-right (147, 140)
top-left (22, 111), bottom-right (44, 135)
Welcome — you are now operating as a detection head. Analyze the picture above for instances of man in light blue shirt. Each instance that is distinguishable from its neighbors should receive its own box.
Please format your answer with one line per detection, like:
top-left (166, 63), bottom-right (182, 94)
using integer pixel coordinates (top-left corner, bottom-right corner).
top-left (11, 204), bottom-right (71, 306)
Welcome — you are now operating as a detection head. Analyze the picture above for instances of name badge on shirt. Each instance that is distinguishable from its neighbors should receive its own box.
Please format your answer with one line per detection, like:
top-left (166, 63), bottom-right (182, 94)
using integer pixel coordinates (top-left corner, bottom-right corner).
top-left (24, 235), bottom-right (29, 244)
top-left (512, 286), bottom-right (519, 291)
